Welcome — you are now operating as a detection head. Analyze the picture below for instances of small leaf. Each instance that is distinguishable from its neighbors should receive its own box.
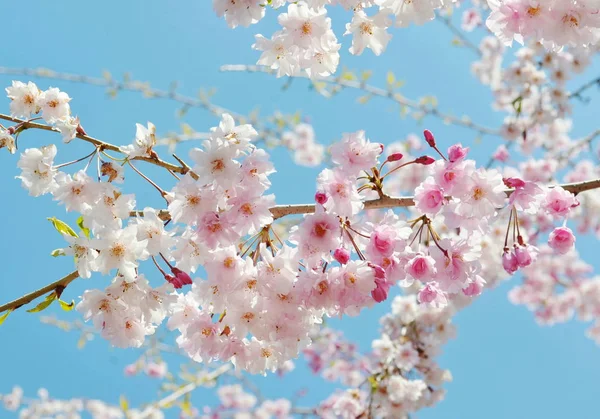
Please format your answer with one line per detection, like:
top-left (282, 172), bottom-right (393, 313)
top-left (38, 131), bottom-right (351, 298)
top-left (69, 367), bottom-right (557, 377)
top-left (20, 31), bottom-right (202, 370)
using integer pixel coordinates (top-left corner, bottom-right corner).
top-left (120, 395), bottom-right (129, 412)
top-left (48, 217), bottom-right (78, 238)
top-left (59, 299), bottom-right (75, 311)
top-left (27, 292), bottom-right (57, 313)
top-left (0, 309), bottom-right (13, 326)
top-left (357, 95), bottom-right (371, 105)
top-left (386, 71), bottom-right (396, 86)
top-left (361, 70), bottom-right (372, 82)
top-left (51, 249), bottom-right (66, 257)
top-left (76, 216), bottom-right (90, 238)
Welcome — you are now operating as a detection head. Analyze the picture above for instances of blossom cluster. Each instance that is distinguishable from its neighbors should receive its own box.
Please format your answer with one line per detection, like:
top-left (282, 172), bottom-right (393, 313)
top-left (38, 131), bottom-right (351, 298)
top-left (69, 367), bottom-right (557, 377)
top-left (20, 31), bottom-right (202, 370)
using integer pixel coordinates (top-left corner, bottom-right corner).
top-left (214, 0), bottom-right (458, 77)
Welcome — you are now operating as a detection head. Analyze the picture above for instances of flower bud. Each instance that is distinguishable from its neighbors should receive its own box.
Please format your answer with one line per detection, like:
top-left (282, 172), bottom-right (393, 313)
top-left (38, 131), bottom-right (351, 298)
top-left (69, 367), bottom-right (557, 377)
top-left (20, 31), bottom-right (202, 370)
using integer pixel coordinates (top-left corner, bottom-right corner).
top-left (387, 152), bottom-right (404, 162)
top-left (548, 227), bottom-right (575, 254)
top-left (504, 177), bottom-right (526, 188)
top-left (463, 276), bottom-right (485, 297)
top-left (171, 267), bottom-right (193, 286)
top-left (423, 129), bottom-right (436, 147)
top-left (502, 249), bottom-right (519, 274)
top-left (315, 191), bottom-right (328, 205)
top-left (447, 144), bottom-right (469, 163)
top-left (372, 276), bottom-right (390, 303)
top-left (515, 245), bottom-right (537, 267)
top-left (415, 156), bottom-right (435, 165)
top-left (333, 248), bottom-right (350, 265)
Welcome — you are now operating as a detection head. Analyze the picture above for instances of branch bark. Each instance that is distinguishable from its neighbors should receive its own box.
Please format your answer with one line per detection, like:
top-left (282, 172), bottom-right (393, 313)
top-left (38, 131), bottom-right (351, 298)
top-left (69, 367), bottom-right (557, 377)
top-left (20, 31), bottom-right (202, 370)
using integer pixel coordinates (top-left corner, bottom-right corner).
top-left (0, 114), bottom-right (198, 180)
top-left (0, 270), bottom-right (79, 314)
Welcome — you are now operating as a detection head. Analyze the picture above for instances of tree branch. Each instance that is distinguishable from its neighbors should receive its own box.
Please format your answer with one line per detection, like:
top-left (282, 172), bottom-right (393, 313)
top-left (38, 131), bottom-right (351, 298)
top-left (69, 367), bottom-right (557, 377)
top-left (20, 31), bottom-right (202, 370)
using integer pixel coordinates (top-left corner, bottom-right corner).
top-left (220, 64), bottom-right (501, 137)
top-left (138, 363), bottom-right (233, 418)
top-left (438, 16), bottom-right (482, 57)
top-left (0, 270), bottom-right (79, 314)
top-left (0, 114), bottom-right (199, 180)
top-left (132, 177), bottom-right (600, 222)
top-left (569, 75), bottom-right (600, 101)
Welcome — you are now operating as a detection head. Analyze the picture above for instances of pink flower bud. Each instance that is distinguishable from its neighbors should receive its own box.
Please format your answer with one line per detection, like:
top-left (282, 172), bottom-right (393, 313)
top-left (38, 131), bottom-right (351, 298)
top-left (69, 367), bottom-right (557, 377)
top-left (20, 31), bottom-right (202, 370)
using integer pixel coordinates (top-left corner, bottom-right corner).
top-left (165, 274), bottom-right (183, 289)
top-left (463, 276), bottom-right (485, 297)
top-left (124, 364), bottom-right (137, 376)
top-left (369, 263), bottom-right (387, 280)
top-left (423, 129), bottom-right (436, 147)
top-left (415, 156), bottom-right (435, 165)
top-left (387, 152), bottom-right (404, 162)
top-left (418, 283), bottom-right (439, 304)
top-left (502, 249), bottom-right (519, 274)
top-left (504, 177), bottom-right (526, 188)
top-left (315, 192), bottom-right (328, 205)
top-left (548, 227), bottom-right (575, 254)
top-left (515, 245), bottom-right (537, 267)
top-left (372, 276), bottom-right (390, 303)
top-left (333, 248), bottom-right (350, 265)
top-left (407, 254), bottom-right (436, 282)
top-left (493, 145), bottom-right (510, 162)
top-left (447, 144), bottom-right (469, 163)
top-left (76, 123), bottom-right (87, 136)
top-left (171, 267), bottom-right (193, 286)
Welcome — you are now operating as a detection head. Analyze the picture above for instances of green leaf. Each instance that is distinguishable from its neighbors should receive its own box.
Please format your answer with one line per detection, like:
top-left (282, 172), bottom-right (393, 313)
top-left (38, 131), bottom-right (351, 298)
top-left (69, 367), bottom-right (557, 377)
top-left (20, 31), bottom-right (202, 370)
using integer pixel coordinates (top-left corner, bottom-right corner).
top-left (0, 309), bottom-right (13, 326)
top-left (48, 217), bottom-right (78, 238)
top-left (76, 216), bottom-right (90, 238)
top-left (59, 299), bottom-right (75, 312)
top-left (386, 71), bottom-right (396, 86)
top-left (27, 292), bottom-right (57, 313)
top-left (51, 248), bottom-right (66, 257)
top-left (120, 395), bottom-right (129, 412)
top-left (357, 95), bottom-right (371, 105)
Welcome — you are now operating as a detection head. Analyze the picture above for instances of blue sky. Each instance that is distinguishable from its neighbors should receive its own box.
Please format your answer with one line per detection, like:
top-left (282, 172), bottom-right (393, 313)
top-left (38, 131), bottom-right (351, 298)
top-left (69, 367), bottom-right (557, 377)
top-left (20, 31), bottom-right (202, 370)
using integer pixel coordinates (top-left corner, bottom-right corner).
top-left (1, 1), bottom-right (600, 418)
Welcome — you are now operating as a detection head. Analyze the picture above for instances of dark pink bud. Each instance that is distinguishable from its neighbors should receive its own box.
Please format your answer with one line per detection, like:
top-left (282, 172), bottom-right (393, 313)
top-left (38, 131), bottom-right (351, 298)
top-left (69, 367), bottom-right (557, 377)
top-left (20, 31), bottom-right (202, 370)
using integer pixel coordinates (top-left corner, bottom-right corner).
top-left (76, 123), bottom-right (87, 136)
top-left (171, 268), bottom-right (193, 286)
top-left (415, 156), bottom-right (435, 165)
top-left (423, 129), bottom-right (436, 147)
top-left (165, 274), bottom-right (183, 289)
top-left (504, 177), bottom-right (526, 188)
top-left (7, 126), bottom-right (16, 135)
top-left (333, 248), bottom-right (350, 265)
top-left (387, 152), bottom-right (404, 162)
top-left (371, 275), bottom-right (391, 303)
top-left (502, 249), bottom-right (519, 274)
top-left (315, 192), bottom-right (328, 205)
top-left (369, 263), bottom-right (387, 280)
top-left (447, 144), bottom-right (469, 163)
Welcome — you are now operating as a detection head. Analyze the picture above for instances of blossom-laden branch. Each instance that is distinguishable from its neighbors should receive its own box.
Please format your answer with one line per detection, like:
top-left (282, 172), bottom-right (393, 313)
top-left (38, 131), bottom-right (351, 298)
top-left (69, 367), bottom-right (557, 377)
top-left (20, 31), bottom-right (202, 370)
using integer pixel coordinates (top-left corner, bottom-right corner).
top-left (0, 114), bottom-right (199, 180)
top-left (0, 66), bottom-right (301, 149)
top-left (132, 177), bottom-right (600, 223)
top-left (220, 64), bottom-right (501, 137)
top-left (0, 271), bottom-right (79, 315)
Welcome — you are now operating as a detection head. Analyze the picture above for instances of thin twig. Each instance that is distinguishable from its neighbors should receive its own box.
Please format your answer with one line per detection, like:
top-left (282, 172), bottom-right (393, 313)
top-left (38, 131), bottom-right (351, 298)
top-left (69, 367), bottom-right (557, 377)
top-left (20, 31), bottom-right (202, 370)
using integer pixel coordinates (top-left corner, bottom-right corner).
top-left (220, 64), bottom-right (500, 137)
top-left (0, 114), bottom-right (199, 180)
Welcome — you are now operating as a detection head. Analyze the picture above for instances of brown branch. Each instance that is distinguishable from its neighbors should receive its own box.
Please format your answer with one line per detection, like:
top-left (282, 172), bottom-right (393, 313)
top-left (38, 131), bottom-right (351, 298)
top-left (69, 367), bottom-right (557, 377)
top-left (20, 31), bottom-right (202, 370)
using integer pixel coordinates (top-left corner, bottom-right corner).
top-left (0, 270), bottom-right (79, 314)
top-left (132, 177), bottom-right (600, 222)
top-left (220, 64), bottom-right (501, 137)
top-left (0, 114), bottom-right (199, 180)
